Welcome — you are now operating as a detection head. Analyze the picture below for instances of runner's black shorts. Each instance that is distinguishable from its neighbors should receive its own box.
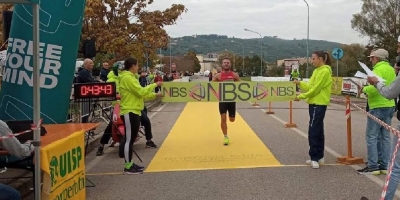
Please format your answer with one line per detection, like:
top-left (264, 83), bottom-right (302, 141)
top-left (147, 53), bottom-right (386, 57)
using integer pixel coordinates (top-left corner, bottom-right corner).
top-left (219, 102), bottom-right (236, 118)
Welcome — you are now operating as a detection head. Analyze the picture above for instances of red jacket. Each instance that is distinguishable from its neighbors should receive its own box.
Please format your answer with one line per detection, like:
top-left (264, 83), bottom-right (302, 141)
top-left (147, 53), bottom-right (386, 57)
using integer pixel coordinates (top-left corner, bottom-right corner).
top-left (154, 76), bottom-right (163, 82)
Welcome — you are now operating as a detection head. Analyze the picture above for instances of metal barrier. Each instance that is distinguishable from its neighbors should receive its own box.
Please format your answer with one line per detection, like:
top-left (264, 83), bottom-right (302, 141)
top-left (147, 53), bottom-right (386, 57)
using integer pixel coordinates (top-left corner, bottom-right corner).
top-left (66, 99), bottom-right (112, 123)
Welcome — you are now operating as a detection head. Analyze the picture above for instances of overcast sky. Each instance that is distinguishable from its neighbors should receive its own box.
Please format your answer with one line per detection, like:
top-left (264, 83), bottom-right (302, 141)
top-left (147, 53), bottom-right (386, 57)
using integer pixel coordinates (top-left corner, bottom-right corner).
top-left (146, 0), bottom-right (369, 45)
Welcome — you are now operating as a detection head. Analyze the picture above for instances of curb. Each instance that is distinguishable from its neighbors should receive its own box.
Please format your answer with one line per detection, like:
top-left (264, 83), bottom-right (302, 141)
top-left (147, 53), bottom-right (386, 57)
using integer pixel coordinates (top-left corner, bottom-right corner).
top-left (16, 98), bottom-right (162, 198)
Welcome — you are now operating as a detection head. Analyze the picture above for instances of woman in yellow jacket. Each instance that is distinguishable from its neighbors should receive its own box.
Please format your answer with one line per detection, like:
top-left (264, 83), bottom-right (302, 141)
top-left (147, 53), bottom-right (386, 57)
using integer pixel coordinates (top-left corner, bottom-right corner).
top-left (294, 51), bottom-right (332, 169)
top-left (119, 57), bottom-right (162, 174)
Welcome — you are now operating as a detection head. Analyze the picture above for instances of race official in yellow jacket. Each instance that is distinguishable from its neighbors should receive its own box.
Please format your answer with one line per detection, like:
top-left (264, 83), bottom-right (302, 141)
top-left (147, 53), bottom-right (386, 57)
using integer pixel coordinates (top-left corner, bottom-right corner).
top-left (118, 57), bottom-right (162, 174)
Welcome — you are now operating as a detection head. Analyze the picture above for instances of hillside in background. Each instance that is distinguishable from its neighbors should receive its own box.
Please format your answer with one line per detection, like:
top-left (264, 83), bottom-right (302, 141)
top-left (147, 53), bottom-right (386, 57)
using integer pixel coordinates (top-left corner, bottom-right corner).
top-left (161, 34), bottom-right (343, 62)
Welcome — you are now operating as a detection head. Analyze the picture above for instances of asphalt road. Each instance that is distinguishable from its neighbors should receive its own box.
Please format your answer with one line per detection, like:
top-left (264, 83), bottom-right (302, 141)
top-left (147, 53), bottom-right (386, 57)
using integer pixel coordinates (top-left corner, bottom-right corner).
top-left (83, 77), bottom-right (400, 200)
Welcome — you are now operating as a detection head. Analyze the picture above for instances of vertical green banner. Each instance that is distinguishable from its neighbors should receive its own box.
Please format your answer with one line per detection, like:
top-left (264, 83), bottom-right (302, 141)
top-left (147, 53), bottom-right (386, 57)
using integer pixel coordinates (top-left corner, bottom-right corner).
top-left (0, 1), bottom-right (86, 123)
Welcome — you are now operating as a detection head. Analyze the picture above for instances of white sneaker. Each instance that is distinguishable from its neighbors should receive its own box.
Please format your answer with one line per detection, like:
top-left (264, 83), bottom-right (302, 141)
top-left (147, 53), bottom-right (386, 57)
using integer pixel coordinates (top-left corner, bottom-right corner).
top-left (306, 158), bottom-right (325, 165)
top-left (311, 161), bottom-right (319, 169)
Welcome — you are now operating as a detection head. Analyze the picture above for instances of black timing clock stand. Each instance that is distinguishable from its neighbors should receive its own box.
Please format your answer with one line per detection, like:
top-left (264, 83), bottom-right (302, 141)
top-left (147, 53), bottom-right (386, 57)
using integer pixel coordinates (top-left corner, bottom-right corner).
top-left (73, 82), bottom-right (119, 188)
top-left (73, 82), bottom-right (143, 188)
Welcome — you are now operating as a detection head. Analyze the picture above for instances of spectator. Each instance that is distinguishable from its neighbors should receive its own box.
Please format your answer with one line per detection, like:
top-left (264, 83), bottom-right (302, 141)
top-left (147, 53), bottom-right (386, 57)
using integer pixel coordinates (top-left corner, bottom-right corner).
top-left (0, 120), bottom-right (34, 179)
top-left (154, 72), bottom-right (163, 93)
top-left (358, 48), bottom-right (396, 175)
top-left (99, 62), bottom-right (110, 82)
top-left (171, 63), bottom-right (177, 74)
top-left (365, 36), bottom-right (400, 200)
top-left (163, 72), bottom-right (170, 82)
top-left (75, 58), bottom-right (100, 123)
top-left (147, 69), bottom-right (155, 84)
top-left (139, 71), bottom-right (148, 87)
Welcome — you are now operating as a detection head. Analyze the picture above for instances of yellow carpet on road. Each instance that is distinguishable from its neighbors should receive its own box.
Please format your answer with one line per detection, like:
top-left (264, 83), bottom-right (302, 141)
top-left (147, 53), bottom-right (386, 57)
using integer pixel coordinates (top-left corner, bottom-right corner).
top-left (145, 102), bottom-right (281, 173)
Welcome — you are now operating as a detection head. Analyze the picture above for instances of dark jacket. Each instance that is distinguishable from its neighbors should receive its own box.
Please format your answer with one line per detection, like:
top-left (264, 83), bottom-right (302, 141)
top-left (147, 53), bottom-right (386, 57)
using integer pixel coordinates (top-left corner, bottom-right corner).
top-left (99, 68), bottom-right (110, 82)
top-left (76, 68), bottom-right (100, 83)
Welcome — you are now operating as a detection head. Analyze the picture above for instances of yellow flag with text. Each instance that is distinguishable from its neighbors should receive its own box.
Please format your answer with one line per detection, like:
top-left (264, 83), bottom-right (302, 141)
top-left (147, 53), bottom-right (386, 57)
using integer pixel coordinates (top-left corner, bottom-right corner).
top-left (41, 131), bottom-right (85, 200)
top-left (331, 77), bottom-right (343, 95)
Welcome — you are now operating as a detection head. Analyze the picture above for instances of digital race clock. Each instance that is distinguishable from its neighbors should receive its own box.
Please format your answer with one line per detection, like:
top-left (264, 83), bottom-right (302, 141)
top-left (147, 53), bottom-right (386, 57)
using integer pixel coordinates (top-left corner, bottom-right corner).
top-left (73, 82), bottom-right (117, 100)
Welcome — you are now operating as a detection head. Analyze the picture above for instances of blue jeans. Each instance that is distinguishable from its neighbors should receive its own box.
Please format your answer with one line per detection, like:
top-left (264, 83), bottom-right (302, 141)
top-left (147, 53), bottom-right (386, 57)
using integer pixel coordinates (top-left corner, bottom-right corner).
top-left (0, 184), bottom-right (21, 200)
top-left (384, 129), bottom-right (400, 200)
top-left (366, 107), bottom-right (395, 169)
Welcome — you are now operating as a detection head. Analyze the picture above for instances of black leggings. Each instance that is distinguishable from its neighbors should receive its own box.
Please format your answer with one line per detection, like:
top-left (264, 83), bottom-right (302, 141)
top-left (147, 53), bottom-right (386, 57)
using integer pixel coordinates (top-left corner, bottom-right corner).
top-left (141, 108), bottom-right (153, 140)
top-left (120, 112), bottom-right (141, 163)
top-left (100, 121), bottom-right (113, 145)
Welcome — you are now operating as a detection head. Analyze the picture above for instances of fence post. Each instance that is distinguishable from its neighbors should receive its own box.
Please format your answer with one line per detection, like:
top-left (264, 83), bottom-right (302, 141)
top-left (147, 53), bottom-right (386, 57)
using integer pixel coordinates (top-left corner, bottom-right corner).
top-left (284, 101), bottom-right (297, 128)
top-left (266, 102), bottom-right (275, 114)
top-left (252, 101), bottom-right (259, 106)
top-left (337, 95), bottom-right (364, 165)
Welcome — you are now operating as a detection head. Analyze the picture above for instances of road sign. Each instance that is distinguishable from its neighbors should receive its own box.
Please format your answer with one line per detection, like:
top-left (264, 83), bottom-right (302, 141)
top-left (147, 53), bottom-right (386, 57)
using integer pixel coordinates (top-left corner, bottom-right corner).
top-left (332, 48), bottom-right (344, 60)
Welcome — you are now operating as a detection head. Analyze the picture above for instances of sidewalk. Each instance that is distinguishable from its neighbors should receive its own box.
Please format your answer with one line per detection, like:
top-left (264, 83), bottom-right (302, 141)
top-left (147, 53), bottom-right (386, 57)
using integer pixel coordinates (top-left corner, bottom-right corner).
top-left (0, 98), bottom-right (162, 199)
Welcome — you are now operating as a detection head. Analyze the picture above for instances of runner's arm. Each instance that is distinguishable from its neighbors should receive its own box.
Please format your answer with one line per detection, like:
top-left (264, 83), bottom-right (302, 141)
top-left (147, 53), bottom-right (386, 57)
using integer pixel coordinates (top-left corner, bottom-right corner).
top-left (212, 74), bottom-right (220, 82)
top-left (233, 73), bottom-right (241, 82)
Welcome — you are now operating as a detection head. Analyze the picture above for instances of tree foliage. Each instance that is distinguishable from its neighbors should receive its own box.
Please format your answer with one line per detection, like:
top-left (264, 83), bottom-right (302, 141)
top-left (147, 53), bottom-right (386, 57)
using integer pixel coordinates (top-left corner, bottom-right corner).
top-left (186, 51), bottom-right (201, 72)
top-left (351, 0), bottom-right (400, 60)
top-left (83, 0), bottom-right (187, 61)
top-left (163, 35), bottom-right (341, 60)
top-left (0, 4), bottom-right (13, 48)
top-left (337, 43), bottom-right (367, 77)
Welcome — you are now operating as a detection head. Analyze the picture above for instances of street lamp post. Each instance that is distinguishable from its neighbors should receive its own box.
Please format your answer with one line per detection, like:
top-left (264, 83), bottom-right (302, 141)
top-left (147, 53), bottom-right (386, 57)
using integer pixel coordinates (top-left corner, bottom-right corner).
top-left (169, 41), bottom-right (172, 74)
top-left (303, 0), bottom-right (310, 78)
top-left (244, 28), bottom-right (263, 76)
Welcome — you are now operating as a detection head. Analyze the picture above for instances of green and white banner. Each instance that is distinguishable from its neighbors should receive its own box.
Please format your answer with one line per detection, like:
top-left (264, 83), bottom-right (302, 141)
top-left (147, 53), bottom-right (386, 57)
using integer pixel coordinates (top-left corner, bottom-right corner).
top-left (0, 1), bottom-right (86, 123)
top-left (161, 82), bottom-right (296, 102)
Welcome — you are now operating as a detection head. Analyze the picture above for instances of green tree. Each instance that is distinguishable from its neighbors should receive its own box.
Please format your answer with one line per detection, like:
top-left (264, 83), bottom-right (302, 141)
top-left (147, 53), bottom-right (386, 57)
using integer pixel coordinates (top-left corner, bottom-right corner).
top-left (351, 0), bottom-right (400, 61)
top-left (186, 51), bottom-right (201, 72)
top-left (0, 4), bottom-right (13, 48)
top-left (268, 66), bottom-right (285, 77)
top-left (83, 0), bottom-right (187, 61)
top-left (336, 43), bottom-right (366, 77)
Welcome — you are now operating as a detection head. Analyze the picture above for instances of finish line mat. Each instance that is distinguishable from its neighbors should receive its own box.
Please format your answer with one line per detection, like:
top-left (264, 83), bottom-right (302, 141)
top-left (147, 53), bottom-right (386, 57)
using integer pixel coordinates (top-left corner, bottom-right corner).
top-left (145, 102), bottom-right (281, 172)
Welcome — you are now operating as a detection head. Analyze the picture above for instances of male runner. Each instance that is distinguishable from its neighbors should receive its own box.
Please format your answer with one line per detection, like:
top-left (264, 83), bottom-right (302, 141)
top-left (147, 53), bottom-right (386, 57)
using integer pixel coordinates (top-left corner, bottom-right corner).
top-left (212, 57), bottom-right (240, 145)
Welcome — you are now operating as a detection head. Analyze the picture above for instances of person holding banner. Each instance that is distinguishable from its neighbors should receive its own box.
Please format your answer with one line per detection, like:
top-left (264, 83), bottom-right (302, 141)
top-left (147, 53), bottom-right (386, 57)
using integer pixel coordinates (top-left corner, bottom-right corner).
top-left (118, 57), bottom-right (163, 174)
top-left (290, 64), bottom-right (301, 92)
top-left (212, 57), bottom-right (241, 145)
top-left (294, 51), bottom-right (332, 169)
top-left (366, 36), bottom-right (400, 200)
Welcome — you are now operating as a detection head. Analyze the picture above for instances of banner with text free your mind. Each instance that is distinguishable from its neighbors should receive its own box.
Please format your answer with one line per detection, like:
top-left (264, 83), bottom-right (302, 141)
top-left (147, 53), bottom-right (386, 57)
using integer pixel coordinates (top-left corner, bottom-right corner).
top-left (161, 82), bottom-right (296, 102)
top-left (0, 1), bottom-right (86, 124)
top-left (41, 131), bottom-right (85, 200)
